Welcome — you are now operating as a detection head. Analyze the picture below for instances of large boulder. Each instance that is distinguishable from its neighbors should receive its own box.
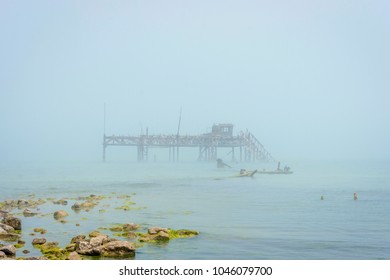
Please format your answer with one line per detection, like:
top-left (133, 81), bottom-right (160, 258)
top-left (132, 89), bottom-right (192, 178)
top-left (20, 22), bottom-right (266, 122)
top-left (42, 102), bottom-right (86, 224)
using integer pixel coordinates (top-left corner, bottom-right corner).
top-left (0, 223), bottom-right (15, 233)
top-left (2, 215), bottom-right (21, 230)
top-left (100, 241), bottom-right (135, 258)
top-left (0, 244), bottom-right (16, 256)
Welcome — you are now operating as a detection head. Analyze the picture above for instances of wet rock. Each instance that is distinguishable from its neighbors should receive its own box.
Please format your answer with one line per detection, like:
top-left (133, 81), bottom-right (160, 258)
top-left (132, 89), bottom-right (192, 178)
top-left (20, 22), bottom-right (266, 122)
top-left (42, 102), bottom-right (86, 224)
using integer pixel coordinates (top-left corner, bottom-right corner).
top-left (76, 240), bottom-right (101, 256)
top-left (123, 223), bottom-right (140, 231)
top-left (80, 201), bottom-right (95, 209)
top-left (124, 232), bottom-right (137, 239)
top-left (148, 227), bottom-right (168, 235)
top-left (23, 208), bottom-right (38, 217)
top-left (2, 215), bottom-right (21, 230)
top-left (17, 199), bottom-right (29, 207)
top-left (53, 210), bottom-right (68, 220)
top-left (100, 241), bottom-right (135, 258)
top-left (89, 231), bottom-right (104, 238)
top-left (0, 251), bottom-right (6, 259)
top-left (34, 228), bottom-right (47, 234)
top-left (32, 238), bottom-right (47, 245)
top-left (53, 199), bottom-right (68, 205)
top-left (71, 202), bottom-right (81, 211)
top-left (0, 244), bottom-right (16, 256)
top-left (90, 235), bottom-right (109, 247)
top-left (71, 235), bottom-right (86, 244)
top-left (68, 251), bottom-right (82, 260)
top-left (109, 226), bottom-right (123, 232)
top-left (0, 223), bottom-right (14, 233)
top-left (22, 250), bottom-right (30, 254)
top-left (139, 228), bottom-right (199, 243)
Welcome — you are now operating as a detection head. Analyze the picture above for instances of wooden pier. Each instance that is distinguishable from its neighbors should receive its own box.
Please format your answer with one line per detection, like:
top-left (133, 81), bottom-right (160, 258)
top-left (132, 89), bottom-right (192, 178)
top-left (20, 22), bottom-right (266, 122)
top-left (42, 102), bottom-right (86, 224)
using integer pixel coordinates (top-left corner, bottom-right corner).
top-left (103, 124), bottom-right (275, 162)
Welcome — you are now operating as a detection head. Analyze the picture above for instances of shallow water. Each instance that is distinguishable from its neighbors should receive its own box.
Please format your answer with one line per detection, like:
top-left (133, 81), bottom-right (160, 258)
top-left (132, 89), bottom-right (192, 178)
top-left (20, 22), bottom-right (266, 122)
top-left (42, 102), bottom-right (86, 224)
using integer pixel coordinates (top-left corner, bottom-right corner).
top-left (1, 160), bottom-right (389, 259)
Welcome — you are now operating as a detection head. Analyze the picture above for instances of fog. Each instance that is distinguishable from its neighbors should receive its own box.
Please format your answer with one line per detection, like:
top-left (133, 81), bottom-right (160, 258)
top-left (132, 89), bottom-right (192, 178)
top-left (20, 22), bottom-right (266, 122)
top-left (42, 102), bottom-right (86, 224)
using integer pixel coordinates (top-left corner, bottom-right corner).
top-left (1, 0), bottom-right (389, 162)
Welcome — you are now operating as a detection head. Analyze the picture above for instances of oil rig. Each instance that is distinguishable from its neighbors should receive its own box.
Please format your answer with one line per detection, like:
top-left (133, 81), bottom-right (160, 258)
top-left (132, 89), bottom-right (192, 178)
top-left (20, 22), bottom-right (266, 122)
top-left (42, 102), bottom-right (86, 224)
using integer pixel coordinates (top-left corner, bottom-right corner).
top-left (102, 123), bottom-right (275, 163)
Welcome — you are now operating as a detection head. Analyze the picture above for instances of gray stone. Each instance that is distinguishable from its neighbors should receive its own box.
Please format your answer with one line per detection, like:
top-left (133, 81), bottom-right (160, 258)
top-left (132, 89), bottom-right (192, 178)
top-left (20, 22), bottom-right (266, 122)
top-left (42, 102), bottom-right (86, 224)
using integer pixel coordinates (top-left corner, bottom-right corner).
top-left (0, 245), bottom-right (16, 256)
top-left (32, 238), bottom-right (47, 245)
top-left (148, 227), bottom-right (168, 235)
top-left (0, 223), bottom-right (14, 233)
top-left (100, 241), bottom-right (135, 258)
top-left (68, 252), bottom-right (82, 260)
top-left (2, 215), bottom-right (21, 230)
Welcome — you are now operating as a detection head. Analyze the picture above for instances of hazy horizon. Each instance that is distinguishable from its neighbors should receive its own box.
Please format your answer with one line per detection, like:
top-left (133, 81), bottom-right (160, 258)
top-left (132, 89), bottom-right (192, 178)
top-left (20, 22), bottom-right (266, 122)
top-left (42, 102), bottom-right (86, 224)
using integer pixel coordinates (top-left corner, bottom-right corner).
top-left (1, 1), bottom-right (389, 162)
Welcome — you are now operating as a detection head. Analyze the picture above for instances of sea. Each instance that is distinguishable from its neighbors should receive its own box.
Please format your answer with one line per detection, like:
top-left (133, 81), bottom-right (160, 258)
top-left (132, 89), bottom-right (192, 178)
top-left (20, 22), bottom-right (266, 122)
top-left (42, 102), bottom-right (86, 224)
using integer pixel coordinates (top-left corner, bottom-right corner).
top-left (0, 159), bottom-right (389, 260)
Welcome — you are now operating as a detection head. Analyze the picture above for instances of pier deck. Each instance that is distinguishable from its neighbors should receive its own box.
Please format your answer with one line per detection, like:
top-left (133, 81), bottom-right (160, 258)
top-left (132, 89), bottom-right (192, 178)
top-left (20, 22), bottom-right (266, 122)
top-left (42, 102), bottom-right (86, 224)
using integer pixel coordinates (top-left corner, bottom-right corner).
top-left (103, 124), bottom-right (275, 162)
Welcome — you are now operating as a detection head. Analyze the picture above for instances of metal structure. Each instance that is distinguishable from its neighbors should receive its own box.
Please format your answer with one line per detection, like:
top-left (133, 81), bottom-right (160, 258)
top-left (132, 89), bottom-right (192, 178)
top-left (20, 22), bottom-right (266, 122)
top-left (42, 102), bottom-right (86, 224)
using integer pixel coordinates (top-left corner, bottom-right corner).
top-left (102, 123), bottom-right (275, 162)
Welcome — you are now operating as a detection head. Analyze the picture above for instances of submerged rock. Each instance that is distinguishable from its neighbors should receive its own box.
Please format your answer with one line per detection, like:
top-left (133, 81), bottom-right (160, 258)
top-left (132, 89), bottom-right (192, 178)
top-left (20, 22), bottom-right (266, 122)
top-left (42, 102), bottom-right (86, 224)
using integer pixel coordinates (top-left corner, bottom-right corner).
top-left (34, 228), bottom-right (47, 234)
top-left (139, 228), bottom-right (199, 243)
top-left (23, 208), bottom-right (38, 217)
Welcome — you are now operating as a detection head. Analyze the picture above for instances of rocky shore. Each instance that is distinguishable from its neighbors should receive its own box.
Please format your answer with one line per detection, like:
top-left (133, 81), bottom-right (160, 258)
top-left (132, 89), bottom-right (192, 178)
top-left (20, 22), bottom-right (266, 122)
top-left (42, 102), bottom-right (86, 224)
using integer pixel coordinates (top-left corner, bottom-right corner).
top-left (0, 195), bottom-right (199, 260)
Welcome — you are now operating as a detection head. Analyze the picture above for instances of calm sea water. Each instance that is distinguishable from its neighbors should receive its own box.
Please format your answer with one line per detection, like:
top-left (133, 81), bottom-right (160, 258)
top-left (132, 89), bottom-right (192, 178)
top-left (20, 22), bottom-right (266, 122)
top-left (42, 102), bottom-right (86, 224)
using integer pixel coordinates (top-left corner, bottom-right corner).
top-left (1, 160), bottom-right (389, 260)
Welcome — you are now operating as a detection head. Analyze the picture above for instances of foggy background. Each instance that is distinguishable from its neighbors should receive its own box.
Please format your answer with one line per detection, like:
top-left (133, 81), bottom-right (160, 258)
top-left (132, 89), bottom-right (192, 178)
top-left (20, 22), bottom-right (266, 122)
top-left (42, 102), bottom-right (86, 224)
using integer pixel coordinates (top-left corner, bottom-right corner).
top-left (1, 0), bottom-right (389, 162)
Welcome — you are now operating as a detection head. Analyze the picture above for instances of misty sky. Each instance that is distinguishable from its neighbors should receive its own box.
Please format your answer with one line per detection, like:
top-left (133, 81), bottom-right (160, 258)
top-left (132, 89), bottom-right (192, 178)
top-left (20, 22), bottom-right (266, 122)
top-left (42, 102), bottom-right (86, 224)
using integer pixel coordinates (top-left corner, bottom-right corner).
top-left (1, 0), bottom-right (389, 161)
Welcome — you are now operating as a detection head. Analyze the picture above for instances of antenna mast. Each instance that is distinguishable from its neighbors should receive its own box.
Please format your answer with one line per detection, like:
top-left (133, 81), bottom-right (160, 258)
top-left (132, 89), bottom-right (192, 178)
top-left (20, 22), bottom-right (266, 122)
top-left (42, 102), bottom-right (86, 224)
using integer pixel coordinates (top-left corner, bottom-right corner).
top-left (176, 107), bottom-right (182, 161)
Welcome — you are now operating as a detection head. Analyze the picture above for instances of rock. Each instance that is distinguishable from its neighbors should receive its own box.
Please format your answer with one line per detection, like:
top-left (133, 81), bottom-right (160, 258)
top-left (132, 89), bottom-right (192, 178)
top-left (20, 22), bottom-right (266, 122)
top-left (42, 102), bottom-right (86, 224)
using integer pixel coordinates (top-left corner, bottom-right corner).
top-left (22, 250), bottom-right (30, 254)
top-left (2, 215), bottom-right (21, 230)
top-left (0, 223), bottom-right (15, 233)
top-left (148, 227), bottom-right (168, 235)
top-left (65, 243), bottom-right (77, 252)
top-left (90, 235), bottom-right (108, 247)
top-left (80, 201), bottom-right (95, 209)
top-left (53, 199), bottom-right (68, 205)
top-left (76, 240), bottom-right (101, 256)
top-left (17, 199), bottom-right (29, 207)
top-left (71, 202), bottom-right (81, 211)
top-left (124, 232), bottom-right (137, 239)
top-left (0, 233), bottom-right (21, 241)
top-left (34, 228), bottom-right (47, 234)
top-left (89, 231), bottom-right (104, 238)
top-left (68, 251), bottom-right (82, 260)
top-left (32, 238), bottom-right (47, 245)
top-left (53, 210), bottom-right (68, 220)
top-left (23, 208), bottom-right (38, 217)
top-left (71, 235), bottom-right (86, 244)
top-left (18, 240), bottom-right (26, 245)
top-left (109, 226), bottom-right (123, 232)
top-left (123, 223), bottom-right (140, 231)
top-left (154, 231), bottom-right (170, 241)
top-left (100, 241), bottom-right (135, 258)
top-left (0, 244), bottom-right (16, 256)
top-left (0, 251), bottom-right (6, 258)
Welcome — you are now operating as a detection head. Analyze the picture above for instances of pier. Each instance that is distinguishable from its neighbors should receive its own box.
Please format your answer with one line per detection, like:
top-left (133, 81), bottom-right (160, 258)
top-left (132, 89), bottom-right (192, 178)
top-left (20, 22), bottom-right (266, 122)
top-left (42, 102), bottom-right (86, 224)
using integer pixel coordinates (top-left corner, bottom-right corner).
top-left (103, 123), bottom-right (275, 162)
